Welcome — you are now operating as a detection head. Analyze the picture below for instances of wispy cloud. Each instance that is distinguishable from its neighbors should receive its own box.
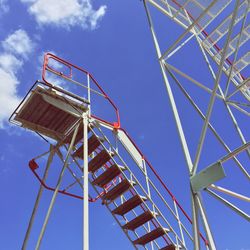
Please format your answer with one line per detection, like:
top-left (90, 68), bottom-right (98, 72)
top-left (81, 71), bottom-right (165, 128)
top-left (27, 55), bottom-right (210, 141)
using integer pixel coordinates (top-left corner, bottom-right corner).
top-left (0, 29), bottom-right (35, 128)
top-left (0, 0), bottom-right (9, 14)
top-left (0, 67), bottom-right (21, 127)
top-left (21, 0), bottom-right (107, 30)
top-left (0, 53), bottom-right (23, 73)
top-left (139, 134), bottom-right (145, 140)
top-left (2, 29), bottom-right (35, 58)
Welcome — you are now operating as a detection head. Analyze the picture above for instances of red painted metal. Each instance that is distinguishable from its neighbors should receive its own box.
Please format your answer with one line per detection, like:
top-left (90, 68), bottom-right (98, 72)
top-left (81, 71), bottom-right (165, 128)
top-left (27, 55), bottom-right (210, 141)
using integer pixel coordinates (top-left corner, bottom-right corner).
top-left (112, 195), bottom-right (145, 215)
top-left (118, 127), bottom-right (208, 245)
top-left (29, 159), bottom-right (38, 171)
top-left (122, 211), bottom-right (154, 230)
top-left (10, 52), bottom-right (209, 245)
top-left (28, 159), bottom-right (113, 202)
top-left (92, 164), bottom-right (122, 188)
top-left (42, 53), bottom-right (121, 128)
top-left (87, 114), bottom-right (208, 245)
top-left (133, 227), bottom-right (166, 245)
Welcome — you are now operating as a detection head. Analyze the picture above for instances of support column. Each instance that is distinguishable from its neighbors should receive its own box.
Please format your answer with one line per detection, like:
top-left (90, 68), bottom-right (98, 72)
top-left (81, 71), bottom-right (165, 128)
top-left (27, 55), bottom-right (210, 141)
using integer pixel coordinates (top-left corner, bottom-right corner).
top-left (191, 191), bottom-right (200, 250)
top-left (22, 144), bottom-right (55, 250)
top-left (83, 113), bottom-right (89, 250)
top-left (195, 194), bottom-right (216, 250)
top-left (35, 122), bottom-right (80, 250)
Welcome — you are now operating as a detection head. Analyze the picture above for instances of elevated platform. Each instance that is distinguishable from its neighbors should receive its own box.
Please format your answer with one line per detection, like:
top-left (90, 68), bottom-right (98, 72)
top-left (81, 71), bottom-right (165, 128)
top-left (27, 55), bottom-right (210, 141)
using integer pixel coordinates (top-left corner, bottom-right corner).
top-left (10, 82), bottom-right (88, 142)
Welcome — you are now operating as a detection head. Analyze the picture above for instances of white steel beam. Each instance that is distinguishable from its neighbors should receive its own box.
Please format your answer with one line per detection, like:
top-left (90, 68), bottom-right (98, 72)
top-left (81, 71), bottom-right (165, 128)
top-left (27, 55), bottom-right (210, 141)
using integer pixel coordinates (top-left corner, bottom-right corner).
top-left (159, 0), bottom-right (218, 60)
top-left (192, 0), bottom-right (242, 175)
top-left (144, 0), bottom-right (193, 173)
top-left (209, 184), bottom-right (250, 202)
top-left (22, 145), bottom-right (55, 250)
top-left (35, 122), bottom-right (80, 250)
top-left (83, 113), bottom-right (89, 250)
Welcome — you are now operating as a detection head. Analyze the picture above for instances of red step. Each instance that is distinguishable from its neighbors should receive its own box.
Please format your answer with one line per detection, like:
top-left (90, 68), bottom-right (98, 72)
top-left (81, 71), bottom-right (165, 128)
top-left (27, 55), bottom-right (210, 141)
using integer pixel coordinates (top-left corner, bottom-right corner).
top-left (92, 164), bottom-right (123, 188)
top-left (122, 210), bottom-right (154, 231)
top-left (112, 195), bottom-right (146, 216)
top-left (160, 245), bottom-right (176, 250)
top-left (133, 227), bottom-right (165, 245)
top-left (73, 134), bottom-right (101, 159)
top-left (102, 179), bottom-right (133, 202)
top-left (88, 150), bottom-right (111, 173)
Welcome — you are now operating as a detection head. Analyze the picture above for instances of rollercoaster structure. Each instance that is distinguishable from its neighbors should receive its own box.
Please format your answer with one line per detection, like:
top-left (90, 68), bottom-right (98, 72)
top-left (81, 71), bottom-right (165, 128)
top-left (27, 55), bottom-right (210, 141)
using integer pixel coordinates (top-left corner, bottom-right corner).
top-left (10, 0), bottom-right (249, 249)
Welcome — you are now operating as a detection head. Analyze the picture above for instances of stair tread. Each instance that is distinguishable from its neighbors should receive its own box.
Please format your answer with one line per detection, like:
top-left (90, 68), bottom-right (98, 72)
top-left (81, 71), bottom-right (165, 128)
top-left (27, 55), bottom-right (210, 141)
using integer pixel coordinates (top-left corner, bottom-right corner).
top-left (92, 164), bottom-right (123, 188)
top-left (160, 244), bottom-right (176, 250)
top-left (73, 134), bottom-right (101, 159)
top-left (122, 210), bottom-right (154, 231)
top-left (133, 227), bottom-right (165, 245)
top-left (88, 150), bottom-right (111, 173)
top-left (112, 195), bottom-right (146, 216)
top-left (102, 179), bottom-right (132, 202)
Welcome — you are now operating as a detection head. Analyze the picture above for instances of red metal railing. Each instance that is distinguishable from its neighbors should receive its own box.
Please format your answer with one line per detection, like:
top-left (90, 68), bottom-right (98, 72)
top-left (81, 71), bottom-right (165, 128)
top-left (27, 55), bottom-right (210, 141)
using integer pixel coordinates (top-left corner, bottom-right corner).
top-left (42, 53), bottom-right (121, 128)
top-left (28, 157), bottom-right (116, 203)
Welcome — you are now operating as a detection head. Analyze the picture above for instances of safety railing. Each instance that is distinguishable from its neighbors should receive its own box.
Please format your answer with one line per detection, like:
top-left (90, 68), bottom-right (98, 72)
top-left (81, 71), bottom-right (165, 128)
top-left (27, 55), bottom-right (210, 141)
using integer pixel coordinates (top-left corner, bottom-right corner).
top-left (89, 116), bottom-right (209, 249)
top-left (42, 53), bottom-right (121, 128)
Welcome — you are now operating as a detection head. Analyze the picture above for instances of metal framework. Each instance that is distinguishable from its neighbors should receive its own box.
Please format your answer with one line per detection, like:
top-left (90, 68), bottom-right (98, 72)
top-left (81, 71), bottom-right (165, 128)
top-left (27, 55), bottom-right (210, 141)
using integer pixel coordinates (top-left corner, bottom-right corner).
top-left (10, 2), bottom-right (249, 247)
top-left (141, 0), bottom-right (250, 249)
top-left (10, 53), bottom-right (213, 250)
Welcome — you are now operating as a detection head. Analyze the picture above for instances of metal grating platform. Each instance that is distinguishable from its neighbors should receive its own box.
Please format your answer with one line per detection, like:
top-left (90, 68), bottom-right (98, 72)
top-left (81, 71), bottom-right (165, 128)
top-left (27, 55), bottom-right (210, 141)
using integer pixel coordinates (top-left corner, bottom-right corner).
top-left (12, 84), bottom-right (87, 141)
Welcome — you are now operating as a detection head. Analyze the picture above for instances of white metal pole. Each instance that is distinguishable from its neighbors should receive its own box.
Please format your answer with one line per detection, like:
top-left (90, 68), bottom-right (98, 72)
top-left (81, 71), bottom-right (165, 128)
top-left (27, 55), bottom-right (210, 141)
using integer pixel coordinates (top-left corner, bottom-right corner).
top-left (35, 122), bottom-right (80, 250)
top-left (22, 144), bottom-right (55, 250)
top-left (143, 0), bottom-right (193, 173)
top-left (192, 0), bottom-right (241, 175)
top-left (83, 112), bottom-right (89, 250)
top-left (191, 191), bottom-right (200, 250)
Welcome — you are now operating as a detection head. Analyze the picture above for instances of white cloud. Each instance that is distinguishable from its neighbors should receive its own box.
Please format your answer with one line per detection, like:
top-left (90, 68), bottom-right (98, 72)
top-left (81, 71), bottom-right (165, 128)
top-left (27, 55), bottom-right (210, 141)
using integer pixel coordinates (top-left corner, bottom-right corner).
top-left (0, 29), bottom-right (34, 128)
top-left (0, 53), bottom-right (23, 73)
top-left (0, 68), bottom-right (21, 128)
top-left (0, 0), bottom-right (9, 13)
top-left (89, 5), bottom-right (106, 29)
top-left (21, 0), bottom-right (107, 30)
top-left (2, 29), bottom-right (34, 58)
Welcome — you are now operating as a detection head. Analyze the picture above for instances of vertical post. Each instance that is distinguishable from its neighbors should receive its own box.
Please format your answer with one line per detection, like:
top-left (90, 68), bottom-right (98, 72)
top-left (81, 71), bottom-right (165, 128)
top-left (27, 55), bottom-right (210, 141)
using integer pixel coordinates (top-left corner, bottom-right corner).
top-left (191, 191), bottom-right (200, 250)
top-left (87, 74), bottom-right (91, 116)
top-left (22, 145), bottom-right (55, 250)
top-left (83, 112), bottom-right (89, 250)
top-left (195, 193), bottom-right (216, 250)
top-left (143, 159), bottom-right (154, 250)
top-left (143, 1), bottom-right (200, 248)
top-left (143, 0), bottom-right (193, 173)
top-left (173, 199), bottom-right (185, 247)
top-left (35, 122), bottom-right (80, 250)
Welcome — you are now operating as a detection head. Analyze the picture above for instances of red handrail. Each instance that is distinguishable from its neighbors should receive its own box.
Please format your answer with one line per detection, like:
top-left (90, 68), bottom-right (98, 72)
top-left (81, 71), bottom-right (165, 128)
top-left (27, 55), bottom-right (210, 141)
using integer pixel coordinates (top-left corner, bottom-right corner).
top-left (89, 114), bottom-right (209, 245)
top-left (28, 159), bottom-right (114, 202)
top-left (42, 53), bottom-right (121, 128)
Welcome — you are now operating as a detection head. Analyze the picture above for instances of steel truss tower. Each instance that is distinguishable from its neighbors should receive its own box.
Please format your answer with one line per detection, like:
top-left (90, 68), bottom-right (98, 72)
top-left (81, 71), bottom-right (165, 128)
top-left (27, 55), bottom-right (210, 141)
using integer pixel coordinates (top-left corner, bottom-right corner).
top-left (10, 2), bottom-right (249, 245)
top-left (142, 0), bottom-right (250, 249)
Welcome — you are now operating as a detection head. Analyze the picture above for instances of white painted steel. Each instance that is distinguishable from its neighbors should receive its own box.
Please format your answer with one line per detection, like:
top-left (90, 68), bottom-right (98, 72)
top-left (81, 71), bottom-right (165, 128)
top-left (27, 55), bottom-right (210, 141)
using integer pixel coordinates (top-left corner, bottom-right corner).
top-left (83, 114), bottom-right (89, 250)
top-left (116, 129), bottom-right (144, 170)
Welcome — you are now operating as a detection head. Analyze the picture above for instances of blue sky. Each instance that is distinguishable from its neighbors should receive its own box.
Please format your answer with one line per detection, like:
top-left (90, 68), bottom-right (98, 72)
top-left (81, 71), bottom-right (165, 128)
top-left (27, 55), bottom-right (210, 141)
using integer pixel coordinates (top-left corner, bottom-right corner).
top-left (0, 0), bottom-right (249, 249)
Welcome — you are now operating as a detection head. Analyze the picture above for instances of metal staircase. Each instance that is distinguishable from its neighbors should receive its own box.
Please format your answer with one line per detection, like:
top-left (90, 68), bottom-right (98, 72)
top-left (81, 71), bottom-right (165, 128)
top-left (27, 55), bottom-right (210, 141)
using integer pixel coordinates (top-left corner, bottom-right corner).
top-left (76, 119), bottom-right (183, 249)
top-left (55, 109), bottom-right (205, 249)
top-left (9, 53), bottom-right (209, 249)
